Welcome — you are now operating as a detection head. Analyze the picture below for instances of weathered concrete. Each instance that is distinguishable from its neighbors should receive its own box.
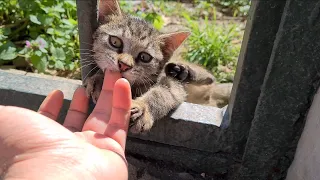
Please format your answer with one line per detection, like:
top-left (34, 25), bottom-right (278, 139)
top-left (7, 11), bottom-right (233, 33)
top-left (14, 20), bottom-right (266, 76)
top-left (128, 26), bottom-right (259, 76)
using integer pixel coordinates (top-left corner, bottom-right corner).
top-left (234, 0), bottom-right (320, 179)
top-left (127, 154), bottom-right (221, 180)
top-left (221, 0), bottom-right (287, 158)
top-left (129, 103), bottom-right (223, 153)
top-left (127, 137), bottom-right (235, 176)
top-left (0, 69), bottom-right (81, 124)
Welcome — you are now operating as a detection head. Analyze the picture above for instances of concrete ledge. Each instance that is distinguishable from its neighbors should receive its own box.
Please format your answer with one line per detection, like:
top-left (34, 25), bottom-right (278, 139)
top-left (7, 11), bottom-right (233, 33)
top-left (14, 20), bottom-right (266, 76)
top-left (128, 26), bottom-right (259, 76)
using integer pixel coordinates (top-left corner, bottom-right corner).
top-left (0, 69), bottom-right (225, 153)
top-left (126, 137), bottom-right (235, 176)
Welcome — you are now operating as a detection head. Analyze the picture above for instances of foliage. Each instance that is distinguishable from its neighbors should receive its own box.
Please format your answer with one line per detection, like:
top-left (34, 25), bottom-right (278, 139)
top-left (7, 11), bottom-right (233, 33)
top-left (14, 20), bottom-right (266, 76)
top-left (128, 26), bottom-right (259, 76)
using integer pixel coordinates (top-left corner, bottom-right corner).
top-left (0, 0), bottom-right (247, 82)
top-left (119, 1), bottom-right (164, 30)
top-left (0, 0), bottom-right (80, 73)
top-left (182, 14), bottom-right (241, 83)
top-left (213, 0), bottom-right (251, 17)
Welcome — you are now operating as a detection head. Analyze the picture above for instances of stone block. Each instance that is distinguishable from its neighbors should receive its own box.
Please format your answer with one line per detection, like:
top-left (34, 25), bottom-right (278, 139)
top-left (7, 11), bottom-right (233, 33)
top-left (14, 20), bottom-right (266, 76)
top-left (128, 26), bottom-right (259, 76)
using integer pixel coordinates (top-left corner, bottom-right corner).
top-left (235, 0), bottom-right (320, 179)
top-left (222, 0), bottom-right (287, 157)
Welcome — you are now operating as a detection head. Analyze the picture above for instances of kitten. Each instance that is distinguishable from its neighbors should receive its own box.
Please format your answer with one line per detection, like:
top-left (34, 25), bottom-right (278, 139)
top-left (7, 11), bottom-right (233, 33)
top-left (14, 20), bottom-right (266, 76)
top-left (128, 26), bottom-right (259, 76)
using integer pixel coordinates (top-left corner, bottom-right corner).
top-left (84, 0), bottom-right (224, 133)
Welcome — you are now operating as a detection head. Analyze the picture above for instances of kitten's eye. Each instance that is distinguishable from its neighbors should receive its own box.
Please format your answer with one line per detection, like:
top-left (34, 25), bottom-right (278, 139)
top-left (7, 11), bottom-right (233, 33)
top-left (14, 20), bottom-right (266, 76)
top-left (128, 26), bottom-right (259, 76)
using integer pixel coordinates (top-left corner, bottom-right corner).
top-left (108, 35), bottom-right (122, 49)
top-left (137, 52), bottom-right (152, 63)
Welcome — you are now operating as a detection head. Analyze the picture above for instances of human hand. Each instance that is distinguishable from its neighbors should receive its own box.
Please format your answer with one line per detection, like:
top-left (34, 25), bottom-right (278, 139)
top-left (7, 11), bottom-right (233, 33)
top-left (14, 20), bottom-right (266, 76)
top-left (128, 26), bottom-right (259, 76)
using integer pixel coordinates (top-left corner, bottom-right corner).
top-left (0, 71), bottom-right (131, 180)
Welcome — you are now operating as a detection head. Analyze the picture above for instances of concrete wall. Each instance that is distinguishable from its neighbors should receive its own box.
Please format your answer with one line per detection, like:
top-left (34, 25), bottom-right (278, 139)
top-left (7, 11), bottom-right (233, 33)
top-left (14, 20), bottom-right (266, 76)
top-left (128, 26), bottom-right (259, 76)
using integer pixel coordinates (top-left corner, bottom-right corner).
top-left (0, 69), bottom-right (232, 179)
top-left (286, 88), bottom-right (320, 180)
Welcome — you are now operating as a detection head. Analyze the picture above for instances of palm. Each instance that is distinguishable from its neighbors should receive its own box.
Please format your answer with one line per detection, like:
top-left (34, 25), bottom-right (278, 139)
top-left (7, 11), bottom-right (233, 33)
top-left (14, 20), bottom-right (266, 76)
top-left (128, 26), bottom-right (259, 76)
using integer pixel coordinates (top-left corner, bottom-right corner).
top-left (0, 72), bottom-right (131, 180)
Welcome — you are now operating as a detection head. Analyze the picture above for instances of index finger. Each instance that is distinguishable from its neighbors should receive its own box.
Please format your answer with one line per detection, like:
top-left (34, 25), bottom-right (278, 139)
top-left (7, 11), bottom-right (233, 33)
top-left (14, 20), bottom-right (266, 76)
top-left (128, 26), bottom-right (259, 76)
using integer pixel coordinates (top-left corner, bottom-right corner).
top-left (104, 78), bottom-right (131, 149)
top-left (83, 71), bottom-right (121, 133)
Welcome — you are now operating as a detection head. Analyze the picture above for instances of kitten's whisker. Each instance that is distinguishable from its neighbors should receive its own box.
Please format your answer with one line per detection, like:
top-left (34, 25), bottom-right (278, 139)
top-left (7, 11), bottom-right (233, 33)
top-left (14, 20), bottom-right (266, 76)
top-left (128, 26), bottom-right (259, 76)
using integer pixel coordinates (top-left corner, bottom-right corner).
top-left (81, 56), bottom-right (100, 61)
top-left (76, 49), bottom-right (95, 52)
top-left (80, 59), bottom-right (95, 64)
top-left (92, 68), bottom-right (102, 78)
top-left (141, 77), bottom-right (148, 93)
top-left (80, 63), bottom-right (96, 70)
top-left (138, 87), bottom-right (142, 97)
top-left (83, 66), bottom-right (99, 82)
top-left (142, 76), bottom-right (153, 89)
top-left (145, 76), bottom-right (155, 87)
top-left (80, 60), bottom-right (94, 63)
top-left (81, 42), bottom-right (94, 46)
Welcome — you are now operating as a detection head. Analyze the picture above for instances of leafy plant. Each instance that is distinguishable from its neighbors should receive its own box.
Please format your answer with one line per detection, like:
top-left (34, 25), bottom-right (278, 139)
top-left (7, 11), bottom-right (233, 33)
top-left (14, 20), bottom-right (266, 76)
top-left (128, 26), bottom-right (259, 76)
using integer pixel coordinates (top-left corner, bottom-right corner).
top-left (212, 0), bottom-right (251, 17)
top-left (182, 14), bottom-right (241, 83)
top-left (119, 1), bottom-right (164, 30)
top-left (1, 0), bottom-right (245, 82)
top-left (0, 0), bottom-right (80, 74)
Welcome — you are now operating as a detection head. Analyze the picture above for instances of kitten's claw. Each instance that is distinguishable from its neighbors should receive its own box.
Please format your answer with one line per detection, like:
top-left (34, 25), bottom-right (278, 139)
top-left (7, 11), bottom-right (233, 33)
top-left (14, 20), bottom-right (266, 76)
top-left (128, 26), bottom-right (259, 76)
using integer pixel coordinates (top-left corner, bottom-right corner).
top-left (165, 63), bottom-right (190, 81)
top-left (129, 100), bottom-right (153, 134)
top-left (83, 73), bottom-right (104, 104)
top-left (130, 107), bottom-right (143, 121)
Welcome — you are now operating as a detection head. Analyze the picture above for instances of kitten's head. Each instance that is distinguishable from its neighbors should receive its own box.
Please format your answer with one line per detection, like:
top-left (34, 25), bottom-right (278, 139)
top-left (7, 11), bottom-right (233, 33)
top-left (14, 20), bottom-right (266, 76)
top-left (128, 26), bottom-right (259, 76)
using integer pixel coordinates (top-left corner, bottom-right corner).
top-left (92, 0), bottom-right (190, 85)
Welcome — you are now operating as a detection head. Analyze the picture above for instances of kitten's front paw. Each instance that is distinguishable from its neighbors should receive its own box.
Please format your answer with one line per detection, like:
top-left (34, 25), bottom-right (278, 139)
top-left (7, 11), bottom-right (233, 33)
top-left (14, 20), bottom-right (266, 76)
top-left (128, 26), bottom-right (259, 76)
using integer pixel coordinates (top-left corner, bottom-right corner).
top-left (129, 100), bottom-right (153, 134)
top-left (165, 63), bottom-right (192, 82)
top-left (83, 73), bottom-right (104, 104)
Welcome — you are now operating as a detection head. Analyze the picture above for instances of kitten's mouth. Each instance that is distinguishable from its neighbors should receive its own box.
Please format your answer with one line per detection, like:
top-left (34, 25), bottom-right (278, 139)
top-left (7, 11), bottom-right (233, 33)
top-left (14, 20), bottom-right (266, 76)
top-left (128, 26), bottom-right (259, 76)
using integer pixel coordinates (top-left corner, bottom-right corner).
top-left (102, 68), bottom-right (120, 74)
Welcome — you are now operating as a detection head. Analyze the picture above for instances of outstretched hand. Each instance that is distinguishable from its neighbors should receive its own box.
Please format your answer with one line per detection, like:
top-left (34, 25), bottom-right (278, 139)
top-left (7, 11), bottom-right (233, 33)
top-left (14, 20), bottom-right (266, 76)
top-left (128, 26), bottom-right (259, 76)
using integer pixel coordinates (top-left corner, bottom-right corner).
top-left (0, 71), bottom-right (131, 180)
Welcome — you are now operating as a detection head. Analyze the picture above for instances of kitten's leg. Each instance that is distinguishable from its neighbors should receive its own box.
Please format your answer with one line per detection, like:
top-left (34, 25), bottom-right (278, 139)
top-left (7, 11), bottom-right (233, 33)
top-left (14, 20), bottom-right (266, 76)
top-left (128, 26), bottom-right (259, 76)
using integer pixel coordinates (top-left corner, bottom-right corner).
top-left (83, 72), bottom-right (104, 104)
top-left (130, 77), bottom-right (186, 133)
top-left (165, 61), bottom-right (215, 85)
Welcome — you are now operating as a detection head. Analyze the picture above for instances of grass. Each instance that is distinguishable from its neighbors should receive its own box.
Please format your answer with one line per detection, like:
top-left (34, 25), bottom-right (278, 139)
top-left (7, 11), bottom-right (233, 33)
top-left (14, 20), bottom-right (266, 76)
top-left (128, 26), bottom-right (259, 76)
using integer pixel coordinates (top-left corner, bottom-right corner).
top-left (182, 14), bottom-right (242, 83)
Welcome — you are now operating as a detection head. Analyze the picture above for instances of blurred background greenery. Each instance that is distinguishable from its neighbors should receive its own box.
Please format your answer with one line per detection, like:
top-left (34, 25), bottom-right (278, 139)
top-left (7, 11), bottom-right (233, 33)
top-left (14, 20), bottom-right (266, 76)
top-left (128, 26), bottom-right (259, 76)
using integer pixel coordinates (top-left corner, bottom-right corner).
top-left (0, 0), bottom-right (250, 82)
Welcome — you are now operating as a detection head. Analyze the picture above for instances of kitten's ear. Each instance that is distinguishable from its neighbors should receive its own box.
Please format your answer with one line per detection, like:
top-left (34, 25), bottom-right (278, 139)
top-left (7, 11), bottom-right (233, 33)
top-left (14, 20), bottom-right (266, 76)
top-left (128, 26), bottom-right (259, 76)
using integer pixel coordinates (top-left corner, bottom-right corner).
top-left (159, 31), bottom-right (191, 58)
top-left (98, 0), bottom-right (122, 23)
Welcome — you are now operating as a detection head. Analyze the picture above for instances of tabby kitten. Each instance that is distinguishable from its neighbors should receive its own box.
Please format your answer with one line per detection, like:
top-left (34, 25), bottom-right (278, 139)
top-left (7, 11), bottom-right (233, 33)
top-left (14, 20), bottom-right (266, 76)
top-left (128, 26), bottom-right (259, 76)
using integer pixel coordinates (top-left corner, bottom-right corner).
top-left (85, 0), bottom-right (217, 133)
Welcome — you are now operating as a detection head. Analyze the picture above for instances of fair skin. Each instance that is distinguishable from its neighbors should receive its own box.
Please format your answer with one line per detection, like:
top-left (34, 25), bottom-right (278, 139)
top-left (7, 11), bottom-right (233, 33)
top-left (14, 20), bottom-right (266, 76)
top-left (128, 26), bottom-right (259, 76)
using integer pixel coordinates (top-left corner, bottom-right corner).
top-left (0, 71), bottom-right (131, 180)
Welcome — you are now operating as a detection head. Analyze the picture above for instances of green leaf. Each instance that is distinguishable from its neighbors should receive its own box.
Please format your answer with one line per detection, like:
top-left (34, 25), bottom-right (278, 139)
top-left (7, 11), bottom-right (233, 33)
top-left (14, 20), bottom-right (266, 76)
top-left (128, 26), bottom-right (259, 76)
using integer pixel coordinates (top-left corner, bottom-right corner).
top-left (35, 50), bottom-right (42, 56)
top-left (39, 47), bottom-right (48, 53)
top-left (55, 38), bottom-right (66, 45)
top-left (51, 46), bottom-right (66, 61)
top-left (54, 4), bottom-right (65, 12)
top-left (38, 15), bottom-right (54, 25)
top-left (0, 41), bottom-right (17, 60)
top-left (68, 18), bottom-right (77, 25)
top-left (68, 62), bottom-right (75, 71)
top-left (30, 54), bottom-right (40, 66)
top-left (54, 61), bottom-right (65, 70)
top-left (64, 1), bottom-right (76, 7)
top-left (30, 54), bottom-right (47, 72)
top-left (18, 47), bottom-right (28, 54)
top-left (29, 15), bottom-right (41, 25)
top-left (2, 28), bottom-right (11, 36)
top-left (0, 28), bottom-right (9, 41)
top-left (144, 13), bottom-right (164, 30)
top-left (50, 45), bottom-right (56, 56)
top-left (55, 48), bottom-right (66, 60)
top-left (153, 16), bottom-right (164, 30)
top-left (30, 31), bottom-right (39, 39)
top-left (61, 19), bottom-right (73, 26)
top-left (46, 28), bottom-right (54, 34)
top-left (66, 48), bottom-right (75, 57)
top-left (54, 30), bottom-right (65, 36)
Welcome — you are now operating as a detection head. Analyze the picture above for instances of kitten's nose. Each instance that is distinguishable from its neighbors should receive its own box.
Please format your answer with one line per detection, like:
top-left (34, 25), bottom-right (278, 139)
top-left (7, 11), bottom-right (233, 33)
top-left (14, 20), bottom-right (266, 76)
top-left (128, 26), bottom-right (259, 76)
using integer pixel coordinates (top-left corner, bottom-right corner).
top-left (118, 61), bottom-right (132, 72)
